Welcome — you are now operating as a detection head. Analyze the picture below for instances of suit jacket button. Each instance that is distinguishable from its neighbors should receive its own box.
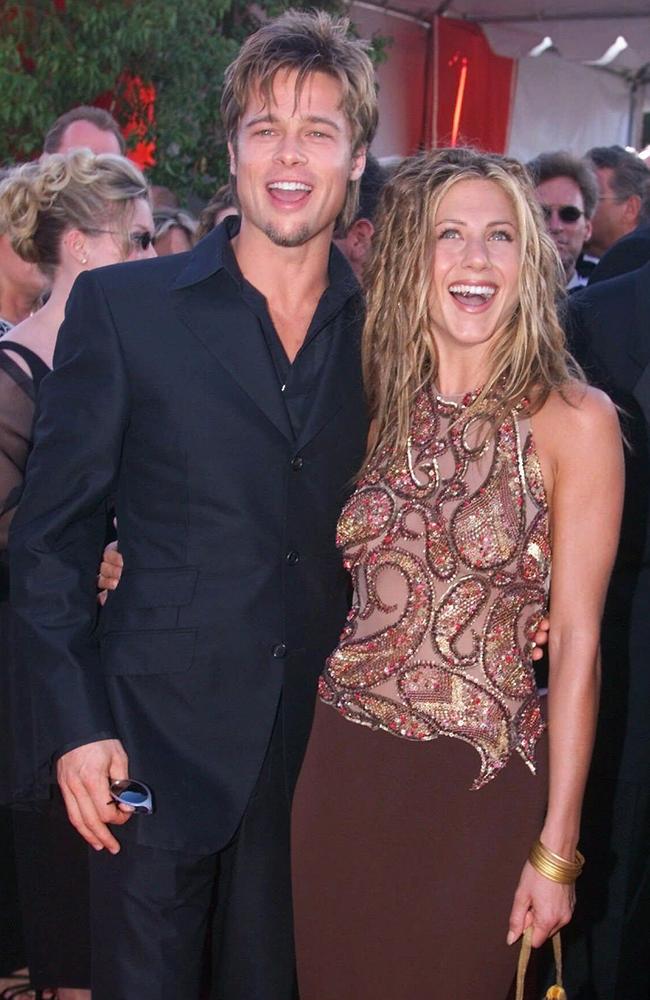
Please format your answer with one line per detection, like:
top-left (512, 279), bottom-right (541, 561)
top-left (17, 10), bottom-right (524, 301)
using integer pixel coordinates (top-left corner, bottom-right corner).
top-left (272, 643), bottom-right (287, 658)
top-left (286, 550), bottom-right (300, 565)
top-left (291, 456), bottom-right (304, 471)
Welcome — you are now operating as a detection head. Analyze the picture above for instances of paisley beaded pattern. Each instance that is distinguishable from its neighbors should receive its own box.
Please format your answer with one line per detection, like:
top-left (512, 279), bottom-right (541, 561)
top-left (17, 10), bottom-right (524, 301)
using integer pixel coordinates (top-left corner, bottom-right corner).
top-left (320, 386), bottom-right (550, 789)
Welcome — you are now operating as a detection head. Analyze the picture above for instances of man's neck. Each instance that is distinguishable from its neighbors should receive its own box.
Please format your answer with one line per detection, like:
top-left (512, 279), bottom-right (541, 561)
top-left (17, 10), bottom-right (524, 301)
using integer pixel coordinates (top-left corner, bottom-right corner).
top-left (231, 219), bottom-right (332, 308)
top-left (231, 220), bottom-right (335, 362)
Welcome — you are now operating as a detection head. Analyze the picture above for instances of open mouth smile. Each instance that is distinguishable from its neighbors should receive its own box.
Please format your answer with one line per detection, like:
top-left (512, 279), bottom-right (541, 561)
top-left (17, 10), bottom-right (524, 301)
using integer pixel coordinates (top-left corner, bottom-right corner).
top-left (448, 283), bottom-right (497, 308)
top-left (267, 180), bottom-right (313, 205)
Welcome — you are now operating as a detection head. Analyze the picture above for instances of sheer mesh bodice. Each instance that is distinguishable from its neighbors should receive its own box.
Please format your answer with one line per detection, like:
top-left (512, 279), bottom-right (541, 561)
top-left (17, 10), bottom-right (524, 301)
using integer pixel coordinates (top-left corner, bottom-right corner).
top-left (319, 386), bottom-right (551, 788)
top-left (0, 343), bottom-right (49, 558)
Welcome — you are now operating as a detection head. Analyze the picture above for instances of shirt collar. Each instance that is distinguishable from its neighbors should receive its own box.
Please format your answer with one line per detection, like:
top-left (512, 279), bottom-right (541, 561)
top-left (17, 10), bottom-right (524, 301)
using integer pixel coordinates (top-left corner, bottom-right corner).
top-left (567, 270), bottom-right (588, 291)
top-left (171, 213), bottom-right (360, 305)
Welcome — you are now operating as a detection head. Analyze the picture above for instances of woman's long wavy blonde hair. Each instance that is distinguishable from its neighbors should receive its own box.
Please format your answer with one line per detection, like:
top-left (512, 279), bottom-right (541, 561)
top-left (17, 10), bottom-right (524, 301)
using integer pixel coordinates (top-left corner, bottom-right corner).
top-left (361, 147), bottom-right (581, 471)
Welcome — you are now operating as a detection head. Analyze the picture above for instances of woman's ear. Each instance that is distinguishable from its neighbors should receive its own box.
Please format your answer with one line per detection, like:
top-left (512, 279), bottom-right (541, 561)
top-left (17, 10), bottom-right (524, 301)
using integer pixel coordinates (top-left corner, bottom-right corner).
top-left (62, 228), bottom-right (89, 267)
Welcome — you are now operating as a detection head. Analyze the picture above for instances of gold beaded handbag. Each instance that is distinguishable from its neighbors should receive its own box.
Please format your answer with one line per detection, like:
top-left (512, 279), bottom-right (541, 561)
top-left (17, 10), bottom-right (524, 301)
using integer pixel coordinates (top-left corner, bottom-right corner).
top-left (515, 926), bottom-right (567, 1000)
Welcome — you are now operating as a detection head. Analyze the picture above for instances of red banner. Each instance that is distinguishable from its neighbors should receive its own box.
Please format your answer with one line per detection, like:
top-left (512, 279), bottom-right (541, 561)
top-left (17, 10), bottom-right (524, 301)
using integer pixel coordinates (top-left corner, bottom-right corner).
top-left (95, 75), bottom-right (156, 169)
top-left (432, 17), bottom-right (516, 153)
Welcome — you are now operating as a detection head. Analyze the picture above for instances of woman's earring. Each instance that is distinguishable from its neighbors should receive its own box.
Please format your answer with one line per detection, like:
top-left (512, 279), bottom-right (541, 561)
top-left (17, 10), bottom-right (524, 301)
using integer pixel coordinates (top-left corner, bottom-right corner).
top-left (81, 256), bottom-right (88, 266)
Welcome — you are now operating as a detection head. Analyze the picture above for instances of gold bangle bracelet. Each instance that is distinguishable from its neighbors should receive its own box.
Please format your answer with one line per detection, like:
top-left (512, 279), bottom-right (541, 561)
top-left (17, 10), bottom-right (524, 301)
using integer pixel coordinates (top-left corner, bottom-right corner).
top-left (528, 838), bottom-right (585, 884)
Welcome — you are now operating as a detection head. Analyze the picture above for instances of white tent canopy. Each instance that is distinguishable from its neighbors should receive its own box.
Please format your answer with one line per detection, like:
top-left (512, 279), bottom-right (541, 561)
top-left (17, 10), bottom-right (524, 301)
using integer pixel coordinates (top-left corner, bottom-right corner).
top-left (351, 0), bottom-right (650, 159)
top-left (391, 1), bottom-right (650, 79)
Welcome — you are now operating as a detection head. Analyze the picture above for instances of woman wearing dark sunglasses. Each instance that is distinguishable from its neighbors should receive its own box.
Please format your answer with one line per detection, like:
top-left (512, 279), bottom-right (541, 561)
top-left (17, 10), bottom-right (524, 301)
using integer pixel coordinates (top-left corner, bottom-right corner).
top-left (0, 149), bottom-right (153, 1000)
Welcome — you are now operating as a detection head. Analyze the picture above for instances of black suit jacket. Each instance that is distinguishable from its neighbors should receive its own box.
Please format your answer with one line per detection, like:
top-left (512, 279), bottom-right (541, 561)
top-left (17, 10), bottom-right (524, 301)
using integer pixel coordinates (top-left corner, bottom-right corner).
top-left (568, 260), bottom-right (650, 785)
top-left (588, 224), bottom-right (650, 285)
top-left (9, 226), bottom-right (368, 852)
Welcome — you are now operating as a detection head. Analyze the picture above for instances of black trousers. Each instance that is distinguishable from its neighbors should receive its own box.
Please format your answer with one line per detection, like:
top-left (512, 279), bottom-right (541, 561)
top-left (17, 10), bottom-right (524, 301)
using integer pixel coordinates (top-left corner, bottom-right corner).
top-left (561, 777), bottom-right (650, 1000)
top-left (0, 806), bottom-right (24, 976)
top-left (89, 706), bottom-right (298, 1000)
top-left (13, 797), bottom-right (91, 989)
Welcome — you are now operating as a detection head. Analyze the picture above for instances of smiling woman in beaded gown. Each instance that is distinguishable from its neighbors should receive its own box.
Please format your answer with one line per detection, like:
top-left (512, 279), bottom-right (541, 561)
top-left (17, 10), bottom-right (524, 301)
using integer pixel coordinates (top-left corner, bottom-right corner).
top-left (291, 148), bottom-right (624, 999)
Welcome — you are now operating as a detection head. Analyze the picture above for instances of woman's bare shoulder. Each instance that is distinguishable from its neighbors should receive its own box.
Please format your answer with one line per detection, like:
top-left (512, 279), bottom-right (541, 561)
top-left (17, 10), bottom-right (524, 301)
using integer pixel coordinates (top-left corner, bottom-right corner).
top-left (535, 380), bottom-right (619, 443)
top-left (0, 313), bottom-right (52, 373)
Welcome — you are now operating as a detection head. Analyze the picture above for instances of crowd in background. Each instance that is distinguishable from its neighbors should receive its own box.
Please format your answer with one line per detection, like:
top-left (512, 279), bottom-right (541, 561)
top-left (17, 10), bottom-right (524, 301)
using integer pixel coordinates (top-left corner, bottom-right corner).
top-left (0, 84), bottom-right (649, 1000)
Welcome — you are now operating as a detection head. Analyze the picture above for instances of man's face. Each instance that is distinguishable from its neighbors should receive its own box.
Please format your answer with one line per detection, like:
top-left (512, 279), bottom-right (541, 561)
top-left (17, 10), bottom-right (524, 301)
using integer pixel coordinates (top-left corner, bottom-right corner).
top-left (588, 166), bottom-right (636, 256)
top-left (535, 175), bottom-right (591, 283)
top-left (229, 69), bottom-right (365, 249)
top-left (57, 120), bottom-right (122, 156)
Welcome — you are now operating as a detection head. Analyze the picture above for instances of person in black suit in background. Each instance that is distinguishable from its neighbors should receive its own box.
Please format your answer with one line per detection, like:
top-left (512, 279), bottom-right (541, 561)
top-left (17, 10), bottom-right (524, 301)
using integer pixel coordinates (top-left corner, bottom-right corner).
top-left (564, 261), bottom-right (650, 999)
top-left (587, 222), bottom-right (650, 285)
top-left (8, 12), bottom-right (377, 999)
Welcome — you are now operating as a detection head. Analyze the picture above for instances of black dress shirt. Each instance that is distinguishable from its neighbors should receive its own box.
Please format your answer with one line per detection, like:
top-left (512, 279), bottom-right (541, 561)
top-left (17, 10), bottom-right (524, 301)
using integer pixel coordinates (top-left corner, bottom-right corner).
top-left (220, 216), bottom-right (360, 439)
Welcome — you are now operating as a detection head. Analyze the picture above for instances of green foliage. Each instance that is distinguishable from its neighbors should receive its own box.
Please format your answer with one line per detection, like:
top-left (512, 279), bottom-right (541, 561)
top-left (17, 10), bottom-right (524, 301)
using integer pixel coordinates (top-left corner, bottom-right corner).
top-left (0, 0), bottom-right (385, 201)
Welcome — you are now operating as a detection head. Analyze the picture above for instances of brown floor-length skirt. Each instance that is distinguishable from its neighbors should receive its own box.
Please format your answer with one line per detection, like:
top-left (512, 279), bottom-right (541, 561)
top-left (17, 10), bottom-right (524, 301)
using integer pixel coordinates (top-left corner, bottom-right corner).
top-left (292, 698), bottom-right (549, 1000)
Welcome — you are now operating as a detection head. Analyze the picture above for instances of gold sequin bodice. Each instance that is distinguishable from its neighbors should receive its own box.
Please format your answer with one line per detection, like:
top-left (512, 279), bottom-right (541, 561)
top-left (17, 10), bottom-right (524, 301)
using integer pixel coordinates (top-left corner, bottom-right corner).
top-left (319, 386), bottom-right (550, 788)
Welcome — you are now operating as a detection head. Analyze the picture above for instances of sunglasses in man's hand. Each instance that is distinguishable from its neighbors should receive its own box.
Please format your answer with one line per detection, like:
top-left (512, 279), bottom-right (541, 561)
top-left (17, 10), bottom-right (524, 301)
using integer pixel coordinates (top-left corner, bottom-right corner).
top-left (109, 778), bottom-right (154, 815)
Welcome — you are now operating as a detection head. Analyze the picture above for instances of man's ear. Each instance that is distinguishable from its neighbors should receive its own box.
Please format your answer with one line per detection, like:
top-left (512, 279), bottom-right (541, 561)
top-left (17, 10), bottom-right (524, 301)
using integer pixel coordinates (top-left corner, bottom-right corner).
top-left (350, 146), bottom-right (367, 182)
top-left (583, 219), bottom-right (593, 245)
top-left (623, 193), bottom-right (641, 227)
top-left (348, 218), bottom-right (374, 264)
top-left (227, 141), bottom-right (237, 177)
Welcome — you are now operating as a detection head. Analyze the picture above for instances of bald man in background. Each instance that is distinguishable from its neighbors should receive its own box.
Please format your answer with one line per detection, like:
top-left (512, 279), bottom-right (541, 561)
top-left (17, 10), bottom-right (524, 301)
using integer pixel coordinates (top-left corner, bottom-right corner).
top-left (43, 106), bottom-right (125, 157)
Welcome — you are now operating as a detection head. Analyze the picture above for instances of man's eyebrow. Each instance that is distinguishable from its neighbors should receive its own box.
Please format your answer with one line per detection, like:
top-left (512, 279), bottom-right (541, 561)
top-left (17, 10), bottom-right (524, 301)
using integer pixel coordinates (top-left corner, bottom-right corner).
top-left (304, 115), bottom-right (342, 132)
top-left (244, 113), bottom-right (278, 128)
top-left (243, 113), bottom-right (342, 132)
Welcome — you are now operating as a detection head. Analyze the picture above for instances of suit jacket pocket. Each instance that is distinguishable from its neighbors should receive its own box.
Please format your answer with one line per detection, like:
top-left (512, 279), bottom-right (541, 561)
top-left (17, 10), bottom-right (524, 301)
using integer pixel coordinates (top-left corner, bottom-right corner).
top-left (100, 628), bottom-right (197, 675)
top-left (106, 567), bottom-right (198, 608)
top-left (101, 567), bottom-right (198, 632)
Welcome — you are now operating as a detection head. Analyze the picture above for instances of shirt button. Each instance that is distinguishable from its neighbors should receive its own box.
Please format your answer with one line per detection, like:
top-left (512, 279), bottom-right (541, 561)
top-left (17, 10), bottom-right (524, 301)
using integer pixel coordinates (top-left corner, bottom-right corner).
top-left (272, 643), bottom-right (287, 659)
top-left (285, 550), bottom-right (300, 565)
top-left (291, 456), bottom-right (304, 471)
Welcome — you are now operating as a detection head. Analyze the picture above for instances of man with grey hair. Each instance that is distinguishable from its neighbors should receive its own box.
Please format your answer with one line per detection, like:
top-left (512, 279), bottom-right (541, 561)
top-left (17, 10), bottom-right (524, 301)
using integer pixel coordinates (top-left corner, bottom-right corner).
top-left (585, 145), bottom-right (650, 261)
top-left (527, 150), bottom-right (598, 291)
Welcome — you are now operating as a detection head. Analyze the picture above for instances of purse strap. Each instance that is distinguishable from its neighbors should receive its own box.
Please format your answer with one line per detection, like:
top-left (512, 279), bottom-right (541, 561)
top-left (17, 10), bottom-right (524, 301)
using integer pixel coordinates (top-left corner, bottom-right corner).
top-left (515, 926), bottom-right (566, 1000)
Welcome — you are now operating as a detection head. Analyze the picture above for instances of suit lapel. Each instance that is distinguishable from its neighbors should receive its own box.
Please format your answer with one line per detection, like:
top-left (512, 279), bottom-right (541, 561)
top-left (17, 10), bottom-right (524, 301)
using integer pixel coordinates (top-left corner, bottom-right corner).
top-left (172, 277), bottom-right (294, 444)
top-left (632, 272), bottom-right (650, 423)
top-left (169, 225), bottom-right (363, 449)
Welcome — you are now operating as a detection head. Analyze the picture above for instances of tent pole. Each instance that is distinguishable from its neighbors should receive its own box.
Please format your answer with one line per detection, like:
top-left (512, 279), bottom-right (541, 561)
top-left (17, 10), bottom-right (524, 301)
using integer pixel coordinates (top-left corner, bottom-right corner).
top-left (627, 77), bottom-right (639, 147)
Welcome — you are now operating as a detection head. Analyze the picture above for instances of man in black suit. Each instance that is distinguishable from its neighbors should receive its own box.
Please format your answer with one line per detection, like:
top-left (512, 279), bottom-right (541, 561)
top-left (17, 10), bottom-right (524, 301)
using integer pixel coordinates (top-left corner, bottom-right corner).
top-left (587, 221), bottom-right (650, 285)
top-left (582, 145), bottom-right (650, 279)
top-left (563, 262), bottom-right (650, 999)
top-left (9, 12), bottom-right (377, 999)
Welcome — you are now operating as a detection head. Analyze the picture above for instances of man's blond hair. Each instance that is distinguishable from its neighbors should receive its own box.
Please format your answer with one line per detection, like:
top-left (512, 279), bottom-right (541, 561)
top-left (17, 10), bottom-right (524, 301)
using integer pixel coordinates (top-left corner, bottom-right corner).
top-left (221, 10), bottom-right (378, 233)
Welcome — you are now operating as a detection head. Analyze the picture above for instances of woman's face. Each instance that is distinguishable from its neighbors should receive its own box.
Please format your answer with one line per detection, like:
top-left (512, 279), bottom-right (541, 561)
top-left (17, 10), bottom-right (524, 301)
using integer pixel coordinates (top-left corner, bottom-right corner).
top-left (85, 197), bottom-right (156, 267)
top-left (429, 178), bottom-right (520, 359)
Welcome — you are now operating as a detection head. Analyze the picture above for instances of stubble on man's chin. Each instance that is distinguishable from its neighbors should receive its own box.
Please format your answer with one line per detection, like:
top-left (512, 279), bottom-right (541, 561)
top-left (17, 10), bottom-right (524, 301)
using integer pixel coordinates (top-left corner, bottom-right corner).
top-left (263, 223), bottom-right (312, 248)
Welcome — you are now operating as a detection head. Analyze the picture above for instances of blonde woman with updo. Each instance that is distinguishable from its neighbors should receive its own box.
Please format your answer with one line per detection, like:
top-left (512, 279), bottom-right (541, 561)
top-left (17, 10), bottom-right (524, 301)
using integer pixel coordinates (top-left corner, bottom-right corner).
top-left (291, 148), bottom-right (624, 998)
top-left (0, 171), bottom-right (47, 336)
top-left (0, 149), bottom-right (153, 1000)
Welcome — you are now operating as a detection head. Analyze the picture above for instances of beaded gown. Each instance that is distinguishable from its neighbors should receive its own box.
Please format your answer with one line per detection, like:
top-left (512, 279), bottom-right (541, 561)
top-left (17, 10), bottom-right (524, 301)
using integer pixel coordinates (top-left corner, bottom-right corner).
top-left (292, 386), bottom-right (551, 999)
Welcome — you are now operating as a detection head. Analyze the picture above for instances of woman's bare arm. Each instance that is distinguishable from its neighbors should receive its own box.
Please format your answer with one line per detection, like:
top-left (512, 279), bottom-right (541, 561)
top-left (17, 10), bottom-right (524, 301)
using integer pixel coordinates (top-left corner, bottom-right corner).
top-left (508, 383), bottom-right (624, 947)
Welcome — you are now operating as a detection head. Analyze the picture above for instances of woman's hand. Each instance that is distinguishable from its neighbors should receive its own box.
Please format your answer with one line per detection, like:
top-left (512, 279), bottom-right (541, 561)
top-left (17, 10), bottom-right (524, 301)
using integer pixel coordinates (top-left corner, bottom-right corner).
top-left (97, 540), bottom-right (123, 605)
top-left (530, 616), bottom-right (549, 661)
top-left (507, 859), bottom-right (575, 948)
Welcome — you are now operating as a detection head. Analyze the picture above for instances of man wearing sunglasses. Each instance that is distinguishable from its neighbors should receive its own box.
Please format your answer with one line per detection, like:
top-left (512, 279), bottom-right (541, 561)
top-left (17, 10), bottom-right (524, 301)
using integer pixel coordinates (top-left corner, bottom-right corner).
top-left (527, 150), bottom-right (598, 291)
